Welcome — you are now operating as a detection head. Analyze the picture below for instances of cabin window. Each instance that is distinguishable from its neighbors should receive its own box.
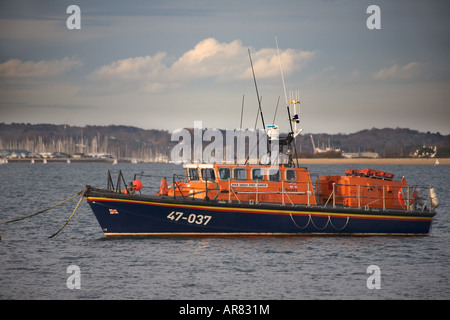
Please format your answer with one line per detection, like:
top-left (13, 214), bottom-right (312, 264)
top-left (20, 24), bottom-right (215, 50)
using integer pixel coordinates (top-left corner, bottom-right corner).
top-left (188, 168), bottom-right (199, 181)
top-left (285, 169), bottom-right (297, 181)
top-left (233, 167), bottom-right (247, 181)
top-left (268, 168), bottom-right (280, 182)
top-left (218, 167), bottom-right (230, 180)
top-left (201, 168), bottom-right (215, 181)
top-left (252, 168), bottom-right (264, 181)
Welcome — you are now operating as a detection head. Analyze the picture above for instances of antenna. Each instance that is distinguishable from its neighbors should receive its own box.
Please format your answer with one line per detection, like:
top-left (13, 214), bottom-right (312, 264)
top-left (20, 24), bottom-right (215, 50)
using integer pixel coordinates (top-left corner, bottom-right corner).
top-left (248, 48), bottom-right (266, 130)
top-left (275, 36), bottom-right (288, 107)
top-left (289, 90), bottom-right (302, 138)
top-left (245, 49), bottom-right (268, 165)
top-left (272, 96), bottom-right (280, 124)
top-left (276, 37), bottom-right (302, 166)
top-left (240, 94), bottom-right (244, 129)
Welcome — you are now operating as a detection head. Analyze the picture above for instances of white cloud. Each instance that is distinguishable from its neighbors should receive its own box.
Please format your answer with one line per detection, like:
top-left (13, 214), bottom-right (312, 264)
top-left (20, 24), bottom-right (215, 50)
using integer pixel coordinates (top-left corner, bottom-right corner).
top-left (0, 57), bottom-right (83, 79)
top-left (91, 53), bottom-right (169, 82)
top-left (89, 38), bottom-right (315, 93)
top-left (373, 62), bottom-right (422, 80)
top-left (172, 38), bottom-right (245, 80)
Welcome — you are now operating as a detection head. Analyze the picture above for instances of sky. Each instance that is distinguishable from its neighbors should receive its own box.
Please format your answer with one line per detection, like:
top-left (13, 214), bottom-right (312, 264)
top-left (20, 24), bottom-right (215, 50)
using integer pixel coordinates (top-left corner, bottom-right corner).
top-left (0, 0), bottom-right (449, 135)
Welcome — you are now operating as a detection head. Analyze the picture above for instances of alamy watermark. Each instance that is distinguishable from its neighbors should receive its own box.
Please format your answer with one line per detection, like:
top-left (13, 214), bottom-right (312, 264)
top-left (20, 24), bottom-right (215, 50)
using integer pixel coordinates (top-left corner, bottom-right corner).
top-left (366, 265), bottom-right (381, 289)
top-left (66, 265), bottom-right (81, 289)
top-left (65, 263), bottom-right (381, 291)
top-left (170, 121), bottom-right (284, 166)
top-left (366, 5), bottom-right (381, 30)
top-left (65, 4), bottom-right (380, 33)
top-left (66, 5), bottom-right (81, 30)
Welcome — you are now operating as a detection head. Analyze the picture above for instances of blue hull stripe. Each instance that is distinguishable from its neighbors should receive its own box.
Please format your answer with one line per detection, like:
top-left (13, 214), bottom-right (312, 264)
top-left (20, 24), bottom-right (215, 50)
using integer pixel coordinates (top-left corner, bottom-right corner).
top-left (86, 196), bottom-right (434, 236)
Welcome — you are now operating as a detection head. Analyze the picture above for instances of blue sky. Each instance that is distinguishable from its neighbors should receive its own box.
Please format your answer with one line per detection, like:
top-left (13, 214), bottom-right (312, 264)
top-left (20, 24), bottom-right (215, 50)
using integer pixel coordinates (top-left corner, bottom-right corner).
top-left (0, 0), bottom-right (449, 134)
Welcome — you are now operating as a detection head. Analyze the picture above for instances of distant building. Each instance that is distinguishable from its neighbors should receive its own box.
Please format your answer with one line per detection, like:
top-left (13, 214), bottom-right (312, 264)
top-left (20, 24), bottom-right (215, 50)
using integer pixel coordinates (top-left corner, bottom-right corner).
top-left (412, 146), bottom-right (437, 158)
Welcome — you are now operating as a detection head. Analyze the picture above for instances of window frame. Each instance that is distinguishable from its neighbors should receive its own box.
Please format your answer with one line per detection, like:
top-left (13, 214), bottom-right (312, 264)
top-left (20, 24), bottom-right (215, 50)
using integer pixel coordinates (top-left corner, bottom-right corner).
top-left (201, 168), bottom-right (216, 181)
top-left (285, 168), bottom-right (297, 182)
top-left (251, 168), bottom-right (265, 181)
top-left (188, 168), bottom-right (200, 181)
top-left (268, 168), bottom-right (281, 182)
top-left (218, 167), bottom-right (231, 180)
top-left (233, 167), bottom-right (247, 181)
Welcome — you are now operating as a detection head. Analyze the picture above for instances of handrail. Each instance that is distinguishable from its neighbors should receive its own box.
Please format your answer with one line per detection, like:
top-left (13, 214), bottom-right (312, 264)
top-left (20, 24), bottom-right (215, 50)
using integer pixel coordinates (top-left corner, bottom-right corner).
top-left (182, 180), bottom-right (221, 201)
top-left (172, 174), bottom-right (186, 199)
top-left (317, 181), bottom-right (435, 213)
top-left (105, 170), bottom-right (435, 213)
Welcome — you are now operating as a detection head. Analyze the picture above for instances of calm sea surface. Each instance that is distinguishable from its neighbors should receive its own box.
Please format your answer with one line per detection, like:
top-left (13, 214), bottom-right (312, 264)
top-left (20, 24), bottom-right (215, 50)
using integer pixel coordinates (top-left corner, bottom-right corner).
top-left (1, 162), bottom-right (449, 300)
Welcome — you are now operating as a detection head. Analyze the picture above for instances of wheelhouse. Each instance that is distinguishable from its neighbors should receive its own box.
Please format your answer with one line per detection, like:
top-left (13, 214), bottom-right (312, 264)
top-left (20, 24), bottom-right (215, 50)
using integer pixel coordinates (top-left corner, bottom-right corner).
top-left (174, 163), bottom-right (316, 205)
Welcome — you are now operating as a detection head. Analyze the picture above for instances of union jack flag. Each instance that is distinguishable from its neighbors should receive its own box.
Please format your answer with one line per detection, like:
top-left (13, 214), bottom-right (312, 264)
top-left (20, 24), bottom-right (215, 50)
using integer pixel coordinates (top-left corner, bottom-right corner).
top-left (109, 209), bottom-right (119, 214)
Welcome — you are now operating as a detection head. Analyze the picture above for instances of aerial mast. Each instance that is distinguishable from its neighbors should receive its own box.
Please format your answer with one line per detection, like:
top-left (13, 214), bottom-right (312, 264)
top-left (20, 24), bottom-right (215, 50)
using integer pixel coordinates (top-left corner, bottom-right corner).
top-left (275, 37), bottom-right (302, 166)
top-left (248, 49), bottom-right (266, 131)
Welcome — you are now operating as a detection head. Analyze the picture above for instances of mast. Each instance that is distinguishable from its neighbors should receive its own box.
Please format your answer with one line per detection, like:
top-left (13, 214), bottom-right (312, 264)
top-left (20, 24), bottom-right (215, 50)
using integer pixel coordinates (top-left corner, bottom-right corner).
top-left (245, 49), bottom-right (268, 166)
top-left (276, 37), bottom-right (302, 166)
top-left (248, 49), bottom-right (266, 131)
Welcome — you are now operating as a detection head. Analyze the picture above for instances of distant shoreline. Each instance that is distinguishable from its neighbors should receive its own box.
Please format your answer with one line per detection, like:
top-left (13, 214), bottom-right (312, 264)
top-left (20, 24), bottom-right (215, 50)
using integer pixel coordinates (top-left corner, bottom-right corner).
top-left (3, 157), bottom-right (448, 165)
top-left (294, 158), bottom-right (448, 165)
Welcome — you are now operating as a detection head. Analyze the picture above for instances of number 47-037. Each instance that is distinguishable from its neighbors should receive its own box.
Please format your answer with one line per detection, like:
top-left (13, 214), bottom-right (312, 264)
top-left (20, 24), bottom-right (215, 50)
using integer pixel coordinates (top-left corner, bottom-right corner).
top-left (167, 211), bottom-right (212, 225)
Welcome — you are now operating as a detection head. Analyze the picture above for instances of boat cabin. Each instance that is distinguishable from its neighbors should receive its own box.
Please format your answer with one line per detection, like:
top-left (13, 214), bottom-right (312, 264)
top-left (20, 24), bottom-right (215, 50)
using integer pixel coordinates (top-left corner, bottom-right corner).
top-left (157, 164), bottom-right (424, 211)
top-left (165, 163), bottom-right (316, 205)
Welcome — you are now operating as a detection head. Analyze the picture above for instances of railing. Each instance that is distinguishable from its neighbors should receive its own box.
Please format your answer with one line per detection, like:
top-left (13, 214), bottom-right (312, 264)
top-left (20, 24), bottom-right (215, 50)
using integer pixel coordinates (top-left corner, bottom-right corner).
top-left (320, 182), bottom-right (437, 213)
top-left (104, 170), bottom-right (437, 213)
top-left (106, 169), bottom-right (127, 193)
top-left (106, 170), bottom-right (156, 195)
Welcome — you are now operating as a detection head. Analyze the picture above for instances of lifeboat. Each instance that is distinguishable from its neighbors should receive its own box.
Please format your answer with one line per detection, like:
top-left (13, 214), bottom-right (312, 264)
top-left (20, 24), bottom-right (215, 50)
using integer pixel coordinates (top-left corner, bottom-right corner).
top-left (83, 47), bottom-right (438, 237)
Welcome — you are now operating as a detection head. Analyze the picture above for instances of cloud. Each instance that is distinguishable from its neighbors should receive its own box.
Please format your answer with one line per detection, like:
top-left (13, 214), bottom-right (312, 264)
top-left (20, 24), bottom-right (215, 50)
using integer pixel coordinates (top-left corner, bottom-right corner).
top-left (0, 57), bottom-right (83, 79)
top-left (89, 38), bottom-right (315, 93)
top-left (91, 53), bottom-right (169, 82)
top-left (373, 62), bottom-right (422, 80)
top-left (171, 38), bottom-right (246, 80)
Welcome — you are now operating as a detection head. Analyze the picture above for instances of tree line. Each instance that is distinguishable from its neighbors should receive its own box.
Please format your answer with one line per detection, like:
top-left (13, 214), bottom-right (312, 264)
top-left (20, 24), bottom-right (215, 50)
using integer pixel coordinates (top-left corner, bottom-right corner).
top-left (1, 123), bottom-right (449, 159)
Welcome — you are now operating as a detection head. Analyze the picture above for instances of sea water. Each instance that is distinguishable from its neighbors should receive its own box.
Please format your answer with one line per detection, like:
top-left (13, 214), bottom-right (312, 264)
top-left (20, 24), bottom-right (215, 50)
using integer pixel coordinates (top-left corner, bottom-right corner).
top-left (0, 162), bottom-right (449, 300)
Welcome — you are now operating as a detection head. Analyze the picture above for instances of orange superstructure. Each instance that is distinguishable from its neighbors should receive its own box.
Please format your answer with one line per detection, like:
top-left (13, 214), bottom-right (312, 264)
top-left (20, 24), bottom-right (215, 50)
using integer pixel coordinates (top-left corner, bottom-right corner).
top-left (316, 169), bottom-right (409, 210)
top-left (159, 164), bottom-right (423, 211)
top-left (165, 163), bottom-right (316, 206)
top-left (158, 164), bottom-right (426, 209)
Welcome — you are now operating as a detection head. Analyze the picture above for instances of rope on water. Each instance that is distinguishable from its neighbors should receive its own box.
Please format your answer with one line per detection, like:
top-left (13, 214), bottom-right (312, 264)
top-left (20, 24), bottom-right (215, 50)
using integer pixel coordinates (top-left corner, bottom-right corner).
top-left (48, 188), bottom-right (87, 238)
top-left (0, 188), bottom-right (87, 225)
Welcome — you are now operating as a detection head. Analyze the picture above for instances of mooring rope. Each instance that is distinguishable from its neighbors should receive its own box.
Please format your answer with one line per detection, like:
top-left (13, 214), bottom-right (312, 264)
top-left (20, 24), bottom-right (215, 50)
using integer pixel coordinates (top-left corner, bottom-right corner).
top-left (0, 188), bottom-right (86, 225)
top-left (48, 188), bottom-right (87, 238)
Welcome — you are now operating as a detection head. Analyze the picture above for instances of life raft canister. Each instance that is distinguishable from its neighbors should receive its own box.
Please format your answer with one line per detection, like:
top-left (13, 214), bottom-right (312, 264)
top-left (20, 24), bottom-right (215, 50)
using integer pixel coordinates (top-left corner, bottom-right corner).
top-left (397, 189), bottom-right (415, 208)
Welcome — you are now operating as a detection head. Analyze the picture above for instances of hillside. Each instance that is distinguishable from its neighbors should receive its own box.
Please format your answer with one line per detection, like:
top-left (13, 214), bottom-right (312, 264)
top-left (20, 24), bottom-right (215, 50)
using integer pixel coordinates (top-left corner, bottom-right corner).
top-left (296, 128), bottom-right (450, 158)
top-left (0, 123), bottom-right (174, 161)
top-left (0, 123), bottom-right (449, 160)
